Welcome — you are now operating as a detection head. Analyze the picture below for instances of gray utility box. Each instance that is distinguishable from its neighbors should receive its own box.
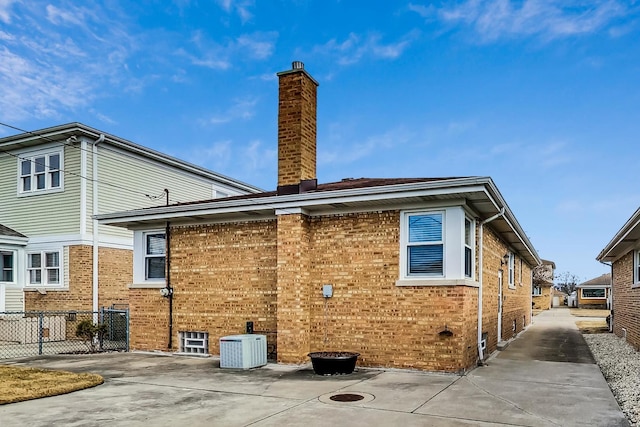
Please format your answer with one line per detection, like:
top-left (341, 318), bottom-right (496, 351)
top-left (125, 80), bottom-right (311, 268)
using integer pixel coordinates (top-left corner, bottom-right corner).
top-left (219, 334), bottom-right (267, 369)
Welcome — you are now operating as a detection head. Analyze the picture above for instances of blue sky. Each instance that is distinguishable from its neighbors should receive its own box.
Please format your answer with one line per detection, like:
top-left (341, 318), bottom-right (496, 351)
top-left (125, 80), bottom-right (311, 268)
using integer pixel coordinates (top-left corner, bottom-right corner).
top-left (1, 0), bottom-right (639, 282)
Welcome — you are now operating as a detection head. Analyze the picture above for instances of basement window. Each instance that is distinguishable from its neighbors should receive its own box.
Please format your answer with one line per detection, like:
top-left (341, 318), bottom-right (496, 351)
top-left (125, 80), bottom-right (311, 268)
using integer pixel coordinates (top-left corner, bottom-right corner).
top-left (179, 331), bottom-right (209, 355)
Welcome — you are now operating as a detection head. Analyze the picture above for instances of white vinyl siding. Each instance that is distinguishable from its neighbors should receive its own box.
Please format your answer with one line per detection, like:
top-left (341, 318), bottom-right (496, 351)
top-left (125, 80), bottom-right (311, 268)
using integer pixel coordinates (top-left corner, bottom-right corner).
top-left (3, 287), bottom-right (24, 311)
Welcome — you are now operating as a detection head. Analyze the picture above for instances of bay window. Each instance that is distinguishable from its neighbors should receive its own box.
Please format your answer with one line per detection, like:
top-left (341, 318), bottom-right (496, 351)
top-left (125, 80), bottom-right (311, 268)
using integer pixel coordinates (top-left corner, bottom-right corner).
top-left (398, 207), bottom-right (476, 285)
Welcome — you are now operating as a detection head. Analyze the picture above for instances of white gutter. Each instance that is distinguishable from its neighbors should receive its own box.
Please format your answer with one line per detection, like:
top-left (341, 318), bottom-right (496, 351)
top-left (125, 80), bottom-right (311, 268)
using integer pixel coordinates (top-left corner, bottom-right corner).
top-left (92, 134), bottom-right (105, 315)
top-left (478, 207), bottom-right (505, 364)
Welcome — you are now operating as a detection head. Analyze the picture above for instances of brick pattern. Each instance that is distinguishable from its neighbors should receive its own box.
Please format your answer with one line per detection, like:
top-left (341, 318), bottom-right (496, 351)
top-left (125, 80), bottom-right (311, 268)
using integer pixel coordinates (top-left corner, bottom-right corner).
top-left (480, 227), bottom-right (532, 350)
top-left (612, 252), bottom-right (640, 350)
top-left (277, 70), bottom-right (317, 187)
top-left (532, 287), bottom-right (552, 309)
top-left (129, 221), bottom-right (278, 353)
top-left (277, 214), bottom-right (311, 363)
top-left (25, 245), bottom-right (132, 312)
top-left (130, 211), bottom-right (534, 372)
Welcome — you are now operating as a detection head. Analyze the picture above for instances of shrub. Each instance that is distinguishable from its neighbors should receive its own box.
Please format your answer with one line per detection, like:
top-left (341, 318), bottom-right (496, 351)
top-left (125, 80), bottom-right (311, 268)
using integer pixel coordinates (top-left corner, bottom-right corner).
top-left (75, 320), bottom-right (108, 353)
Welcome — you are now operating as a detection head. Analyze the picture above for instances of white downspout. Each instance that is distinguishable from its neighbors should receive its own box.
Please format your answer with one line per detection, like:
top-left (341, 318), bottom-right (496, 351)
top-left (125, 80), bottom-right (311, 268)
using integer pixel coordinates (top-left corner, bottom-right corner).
top-left (478, 207), bottom-right (505, 364)
top-left (92, 134), bottom-right (105, 315)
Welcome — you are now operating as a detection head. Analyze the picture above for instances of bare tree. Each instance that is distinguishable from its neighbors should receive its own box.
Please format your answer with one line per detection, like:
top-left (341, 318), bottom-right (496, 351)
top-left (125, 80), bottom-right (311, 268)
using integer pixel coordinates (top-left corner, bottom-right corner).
top-left (555, 271), bottom-right (582, 294)
top-left (533, 263), bottom-right (554, 286)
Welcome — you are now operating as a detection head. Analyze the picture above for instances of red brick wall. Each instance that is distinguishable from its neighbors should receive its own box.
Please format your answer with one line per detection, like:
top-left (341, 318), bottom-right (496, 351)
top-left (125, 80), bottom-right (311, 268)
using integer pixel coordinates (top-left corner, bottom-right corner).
top-left (612, 252), bottom-right (640, 350)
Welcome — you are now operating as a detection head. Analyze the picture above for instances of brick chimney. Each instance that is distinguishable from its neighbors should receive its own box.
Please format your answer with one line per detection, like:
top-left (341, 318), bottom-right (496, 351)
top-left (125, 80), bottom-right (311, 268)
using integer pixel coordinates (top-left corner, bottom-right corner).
top-left (276, 61), bottom-right (319, 195)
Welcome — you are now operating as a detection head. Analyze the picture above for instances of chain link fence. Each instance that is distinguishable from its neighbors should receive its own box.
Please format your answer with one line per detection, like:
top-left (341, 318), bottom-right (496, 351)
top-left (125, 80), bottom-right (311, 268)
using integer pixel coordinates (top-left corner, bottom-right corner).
top-left (0, 308), bottom-right (128, 359)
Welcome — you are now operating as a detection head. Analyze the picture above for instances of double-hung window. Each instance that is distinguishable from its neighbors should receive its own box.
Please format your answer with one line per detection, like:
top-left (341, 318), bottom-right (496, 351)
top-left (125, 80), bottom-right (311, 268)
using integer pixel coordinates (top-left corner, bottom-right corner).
top-left (464, 218), bottom-right (473, 278)
top-left (27, 251), bottom-right (60, 286)
top-left (406, 212), bottom-right (444, 276)
top-left (0, 250), bottom-right (15, 283)
top-left (144, 233), bottom-right (166, 280)
top-left (507, 252), bottom-right (515, 289)
top-left (19, 151), bottom-right (62, 194)
top-left (532, 285), bottom-right (542, 296)
top-left (635, 249), bottom-right (640, 285)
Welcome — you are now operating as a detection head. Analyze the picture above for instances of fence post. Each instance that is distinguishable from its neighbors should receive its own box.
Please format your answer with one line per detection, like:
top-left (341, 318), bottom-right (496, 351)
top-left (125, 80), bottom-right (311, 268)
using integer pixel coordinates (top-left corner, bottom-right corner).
top-left (38, 312), bottom-right (44, 355)
top-left (126, 309), bottom-right (130, 352)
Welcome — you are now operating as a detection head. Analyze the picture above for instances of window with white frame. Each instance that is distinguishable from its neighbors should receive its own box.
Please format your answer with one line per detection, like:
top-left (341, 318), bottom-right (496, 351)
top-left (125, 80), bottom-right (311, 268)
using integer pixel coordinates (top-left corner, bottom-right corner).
top-left (464, 217), bottom-right (473, 278)
top-left (399, 207), bottom-right (476, 284)
top-left (635, 249), bottom-right (640, 284)
top-left (0, 250), bottom-right (16, 283)
top-left (18, 151), bottom-right (63, 194)
top-left (508, 252), bottom-right (515, 289)
top-left (405, 212), bottom-right (444, 276)
top-left (532, 285), bottom-right (542, 296)
top-left (581, 288), bottom-right (606, 299)
top-left (27, 251), bottom-right (60, 286)
top-left (144, 232), bottom-right (166, 280)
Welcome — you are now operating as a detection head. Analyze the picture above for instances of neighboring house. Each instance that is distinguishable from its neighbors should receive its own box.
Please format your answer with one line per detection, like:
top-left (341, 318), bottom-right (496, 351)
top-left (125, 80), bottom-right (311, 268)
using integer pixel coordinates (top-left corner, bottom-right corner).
top-left (98, 62), bottom-right (540, 373)
top-left (576, 274), bottom-right (611, 309)
top-left (0, 123), bottom-right (261, 314)
top-left (597, 207), bottom-right (640, 350)
top-left (532, 259), bottom-right (555, 309)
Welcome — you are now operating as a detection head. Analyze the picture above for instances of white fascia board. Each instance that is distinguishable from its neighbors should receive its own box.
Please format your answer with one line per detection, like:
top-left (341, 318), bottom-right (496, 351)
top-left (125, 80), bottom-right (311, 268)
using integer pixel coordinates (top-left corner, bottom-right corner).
top-left (597, 207), bottom-right (640, 262)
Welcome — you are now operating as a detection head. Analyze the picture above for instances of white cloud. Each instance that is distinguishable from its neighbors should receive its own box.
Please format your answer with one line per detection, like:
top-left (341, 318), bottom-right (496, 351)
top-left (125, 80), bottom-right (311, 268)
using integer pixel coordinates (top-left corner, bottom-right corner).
top-left (412, 0), bottom-right (630, 42)
top-left (181, 31), bottom-right (276, 69)
top-left (184, 140), bottom-right (233, 171)
top-left (320, 127), bottom-right (413, 164)
top-left (46, 4), bottom-right (84, 26)
top-left (205, 97), bottom-right (258, 125)
top-left (242, 139), bottom-right (276, 172)
top-left (0, 0), bottom-right (18, 24)
top-left (216, 0), bottom-right (254, 23)
top-left (314, 31), bottom-right (418, 66)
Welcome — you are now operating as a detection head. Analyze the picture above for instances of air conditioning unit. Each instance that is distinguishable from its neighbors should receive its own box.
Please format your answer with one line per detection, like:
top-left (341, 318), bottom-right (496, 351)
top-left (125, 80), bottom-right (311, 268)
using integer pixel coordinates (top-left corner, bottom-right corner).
top-left (219, 334), bottom-right (267, 369)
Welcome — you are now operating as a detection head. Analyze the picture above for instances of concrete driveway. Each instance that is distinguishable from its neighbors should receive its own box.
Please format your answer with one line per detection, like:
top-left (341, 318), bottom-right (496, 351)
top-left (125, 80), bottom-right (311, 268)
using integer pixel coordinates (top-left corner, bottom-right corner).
top-left (0, 308), bottom-right (629, 426)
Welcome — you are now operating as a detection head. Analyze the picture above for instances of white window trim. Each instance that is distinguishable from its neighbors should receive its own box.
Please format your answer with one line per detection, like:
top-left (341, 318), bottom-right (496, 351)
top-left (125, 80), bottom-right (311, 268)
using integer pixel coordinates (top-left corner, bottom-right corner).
top-left (633, 249), bottom-right (640, 288)
top-left (133, 229), bottom-right (166, 287)
top-left (398, 206), bottom-right (477, 286)
top-left (580, 288), bottom-right (607, 299)
top-left (0, 249), bottom-right (17, 285)
top-left (25, 249), bottom-right (63, 288)
top-left (507, 252), bottom-right (516, 289)
top-left (464, 216), bottom-right (475, 280)
top-left (17, 148), bottom-right (64, 196)
top-left (532, 285), bottom-right (542, 296)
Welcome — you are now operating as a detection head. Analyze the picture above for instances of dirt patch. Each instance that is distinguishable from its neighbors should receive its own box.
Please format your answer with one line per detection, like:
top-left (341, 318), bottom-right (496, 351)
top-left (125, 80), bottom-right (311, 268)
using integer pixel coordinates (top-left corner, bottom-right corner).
top-left (0, 365), bottom-right (103, 404)
top-left (571, 309), bottom-right (610, 318)
top-left (575, 319), bottom-right (609, 334)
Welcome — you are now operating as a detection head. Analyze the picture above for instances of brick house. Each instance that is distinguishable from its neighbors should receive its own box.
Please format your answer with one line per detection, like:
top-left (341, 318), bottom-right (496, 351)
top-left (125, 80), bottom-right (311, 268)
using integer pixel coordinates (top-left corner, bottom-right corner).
top-left (0, 123), bottom-right (260, 314)
top-left (575, 273), bottom-right (611, 309)
top-left (532, 259), bottom-right (555, 309)
top-left (597, 207), bottom-right (640, 350)
top-left (98, 62), bottom-right (540, 372)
